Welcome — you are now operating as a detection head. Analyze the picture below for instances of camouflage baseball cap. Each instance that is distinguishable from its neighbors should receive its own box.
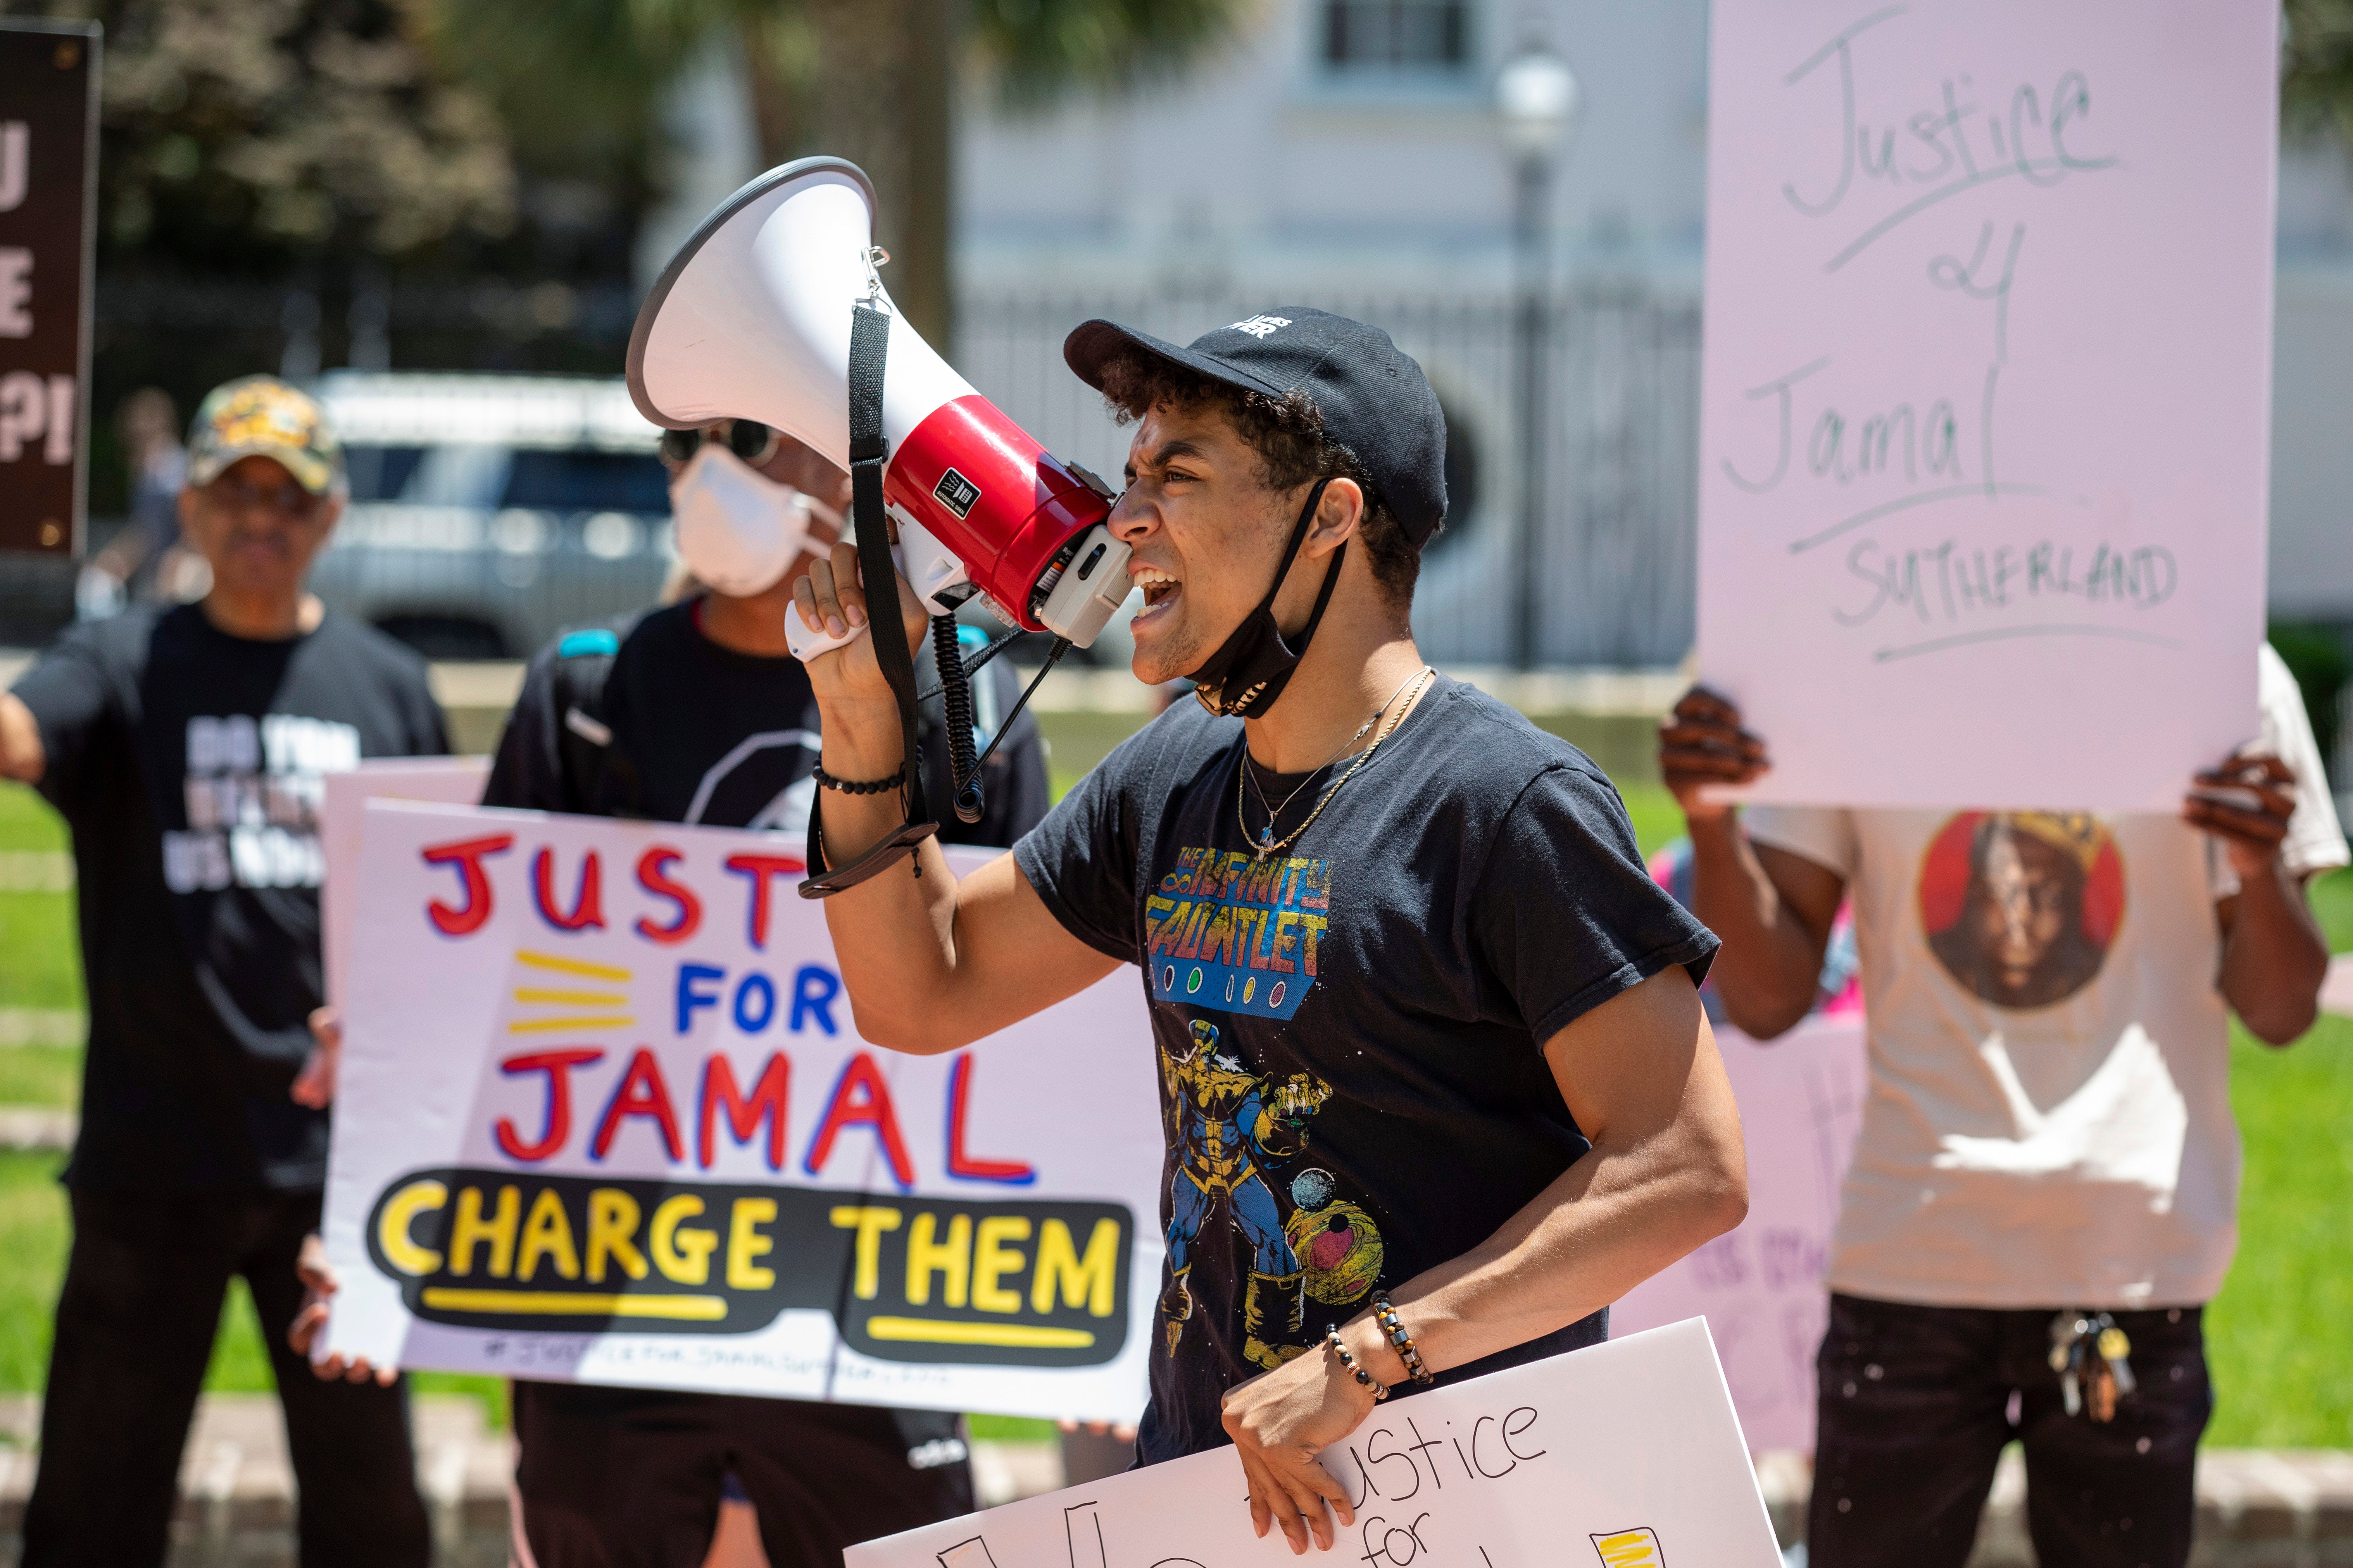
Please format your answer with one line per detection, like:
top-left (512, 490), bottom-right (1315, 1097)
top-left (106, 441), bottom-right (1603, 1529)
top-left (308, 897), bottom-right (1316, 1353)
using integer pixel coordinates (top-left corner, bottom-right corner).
top-left (186, 376), bottom-right (342, 495)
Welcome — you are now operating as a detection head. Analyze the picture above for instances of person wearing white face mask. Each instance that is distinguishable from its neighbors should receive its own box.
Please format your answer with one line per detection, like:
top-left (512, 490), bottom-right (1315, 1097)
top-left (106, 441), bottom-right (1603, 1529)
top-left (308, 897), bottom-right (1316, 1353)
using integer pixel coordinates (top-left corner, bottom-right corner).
top-left (286, 419), bottom-right (1051, 1568)
top-left (668, 417), bottom-right (844, 600)
top-left (452, 418), bottom-right (1047, 838)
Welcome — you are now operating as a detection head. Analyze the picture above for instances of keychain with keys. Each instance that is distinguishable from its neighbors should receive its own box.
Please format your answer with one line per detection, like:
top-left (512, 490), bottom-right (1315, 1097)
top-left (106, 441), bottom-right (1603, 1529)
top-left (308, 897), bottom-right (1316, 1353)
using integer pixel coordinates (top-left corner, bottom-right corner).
top-left (2048, 1311), bottom-right (2136, 1422)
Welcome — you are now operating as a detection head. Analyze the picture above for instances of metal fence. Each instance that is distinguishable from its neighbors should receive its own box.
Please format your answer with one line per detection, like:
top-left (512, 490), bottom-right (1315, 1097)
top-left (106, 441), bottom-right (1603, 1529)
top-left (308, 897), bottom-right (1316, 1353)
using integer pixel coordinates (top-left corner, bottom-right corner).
top-left (2, 279), bottom-right (1708, 667)
top-left (958, 282), bottom-right (1704, 667)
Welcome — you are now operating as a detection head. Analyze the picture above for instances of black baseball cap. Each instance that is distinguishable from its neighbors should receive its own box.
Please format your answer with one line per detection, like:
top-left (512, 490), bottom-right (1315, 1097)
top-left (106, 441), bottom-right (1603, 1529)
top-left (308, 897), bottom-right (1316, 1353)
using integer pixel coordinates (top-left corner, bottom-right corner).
top-left (1063, 307), bottom-right (1448, 548)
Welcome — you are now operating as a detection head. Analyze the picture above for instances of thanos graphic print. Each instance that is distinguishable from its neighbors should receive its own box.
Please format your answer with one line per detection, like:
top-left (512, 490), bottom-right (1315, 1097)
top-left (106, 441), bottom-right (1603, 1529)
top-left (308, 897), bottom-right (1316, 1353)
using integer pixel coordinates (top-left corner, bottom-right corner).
top-left (1157, 1018), bottom-right (1385, 1370)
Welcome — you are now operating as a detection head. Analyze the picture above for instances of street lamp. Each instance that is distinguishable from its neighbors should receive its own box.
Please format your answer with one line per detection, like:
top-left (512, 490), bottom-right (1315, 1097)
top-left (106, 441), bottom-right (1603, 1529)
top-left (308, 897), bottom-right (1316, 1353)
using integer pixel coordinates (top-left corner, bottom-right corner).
top-left (1496, 36), bottom-right (1578, 669)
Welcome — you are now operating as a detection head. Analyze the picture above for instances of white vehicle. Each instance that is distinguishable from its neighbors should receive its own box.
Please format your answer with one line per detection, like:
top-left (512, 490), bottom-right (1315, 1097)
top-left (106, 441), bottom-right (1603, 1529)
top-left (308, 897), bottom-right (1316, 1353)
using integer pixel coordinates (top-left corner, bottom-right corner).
top-left (308, 371), bottom-right (674, 659)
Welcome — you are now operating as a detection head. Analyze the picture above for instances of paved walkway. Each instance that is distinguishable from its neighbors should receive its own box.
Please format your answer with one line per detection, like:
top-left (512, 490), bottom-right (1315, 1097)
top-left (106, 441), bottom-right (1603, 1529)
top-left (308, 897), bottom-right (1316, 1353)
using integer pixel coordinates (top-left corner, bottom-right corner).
top-left (2, 1394), bottom-right (2350, 1566)
top-left (0, 1394), bottom-right (1063, 1568)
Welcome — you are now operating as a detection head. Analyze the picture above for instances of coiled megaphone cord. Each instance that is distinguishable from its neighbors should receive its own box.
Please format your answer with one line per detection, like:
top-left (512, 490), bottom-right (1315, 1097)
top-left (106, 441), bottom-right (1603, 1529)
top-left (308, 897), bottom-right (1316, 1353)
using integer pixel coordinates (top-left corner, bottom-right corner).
top-left (932, 613), bottom-right (987, 824)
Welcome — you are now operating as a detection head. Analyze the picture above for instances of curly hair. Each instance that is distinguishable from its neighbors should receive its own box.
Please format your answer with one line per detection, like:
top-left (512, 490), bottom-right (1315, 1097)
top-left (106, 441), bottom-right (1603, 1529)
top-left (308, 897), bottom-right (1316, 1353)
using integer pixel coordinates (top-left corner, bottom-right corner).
top-left (1094, 348), bottom-right (1429, 610)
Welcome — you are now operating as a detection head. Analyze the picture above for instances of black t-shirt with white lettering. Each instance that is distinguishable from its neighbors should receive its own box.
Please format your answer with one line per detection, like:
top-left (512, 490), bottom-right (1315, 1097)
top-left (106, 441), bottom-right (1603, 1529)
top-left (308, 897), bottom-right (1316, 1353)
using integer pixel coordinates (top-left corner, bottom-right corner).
top-left (12, 605), bottom-right (447, 1189)
top-left (1014, 676), bottom-right (1716, 1463)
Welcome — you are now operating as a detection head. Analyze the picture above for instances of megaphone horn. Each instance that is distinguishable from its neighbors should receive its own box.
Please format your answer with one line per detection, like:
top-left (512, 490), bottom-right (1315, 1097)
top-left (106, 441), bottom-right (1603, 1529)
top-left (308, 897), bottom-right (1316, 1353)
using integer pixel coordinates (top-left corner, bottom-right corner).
top-left (626, 157), bottom-right (1130, 653)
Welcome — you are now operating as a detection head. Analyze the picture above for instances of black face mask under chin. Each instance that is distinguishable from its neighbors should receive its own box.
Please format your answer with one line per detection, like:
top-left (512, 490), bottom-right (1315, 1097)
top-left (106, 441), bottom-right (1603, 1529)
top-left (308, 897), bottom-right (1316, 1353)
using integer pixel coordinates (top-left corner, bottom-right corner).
top-left (1187, 477), bottom-right (1345, 719)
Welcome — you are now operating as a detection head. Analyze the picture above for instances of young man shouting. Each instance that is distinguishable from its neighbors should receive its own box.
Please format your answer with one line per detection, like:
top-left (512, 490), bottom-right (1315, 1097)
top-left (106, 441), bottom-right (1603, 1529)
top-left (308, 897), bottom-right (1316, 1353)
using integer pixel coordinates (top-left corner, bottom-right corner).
top-left (792, 309), bottom-right (1747, 1551)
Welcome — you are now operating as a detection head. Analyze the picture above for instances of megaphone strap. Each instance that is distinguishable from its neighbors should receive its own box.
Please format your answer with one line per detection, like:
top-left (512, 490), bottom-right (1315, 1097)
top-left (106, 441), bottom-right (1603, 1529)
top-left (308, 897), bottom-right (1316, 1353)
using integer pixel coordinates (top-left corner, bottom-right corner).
top-left (802, 819), bottom-right (942, 898)
top-left (801, 301), bottom-right (937, 900)
top-left (850, 301), bottom-right (928, 823)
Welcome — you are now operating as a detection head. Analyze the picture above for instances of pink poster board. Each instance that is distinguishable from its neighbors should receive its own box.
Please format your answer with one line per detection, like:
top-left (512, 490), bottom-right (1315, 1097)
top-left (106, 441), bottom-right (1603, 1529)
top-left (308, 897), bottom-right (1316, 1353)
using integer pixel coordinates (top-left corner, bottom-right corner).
top-left (1696, 0), bottom-right (2279, 810)
top-left (1611, 1013), bottom-right (1866, 1454)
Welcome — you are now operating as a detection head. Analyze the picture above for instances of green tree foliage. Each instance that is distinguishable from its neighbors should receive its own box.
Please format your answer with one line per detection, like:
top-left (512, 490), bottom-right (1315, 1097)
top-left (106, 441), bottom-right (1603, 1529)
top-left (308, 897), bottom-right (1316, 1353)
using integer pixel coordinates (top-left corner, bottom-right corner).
top-left (3, 0), bottom-right (516, 267)
top-left (424, 0), bottom-right (1252, 337)
top-left (2285, 0), bottom-right (2353, 150)
top-left (972, 0), bottom-right (1257, 107)
top-left (1, 0), bottom-right (1248, 311)
top-left (2270, 622), bottom-right (2351, 767)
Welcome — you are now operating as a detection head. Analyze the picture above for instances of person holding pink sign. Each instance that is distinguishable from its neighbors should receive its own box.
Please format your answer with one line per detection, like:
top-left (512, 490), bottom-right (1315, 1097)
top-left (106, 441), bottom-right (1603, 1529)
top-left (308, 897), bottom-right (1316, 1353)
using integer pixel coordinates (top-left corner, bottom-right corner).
top-left (1658, 652), bottom-right (2345, 1568)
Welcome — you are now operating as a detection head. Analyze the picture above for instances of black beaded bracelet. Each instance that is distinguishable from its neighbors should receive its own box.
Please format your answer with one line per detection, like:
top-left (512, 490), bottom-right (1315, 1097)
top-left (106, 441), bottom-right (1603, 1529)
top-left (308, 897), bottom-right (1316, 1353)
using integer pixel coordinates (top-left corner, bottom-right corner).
top-left (812, 762), bottom-right (905, 796)
top-left (1371, 1293), bottom-right (1434, 1385)
top-left (1326, 1326), bottom-right (1389, 1401)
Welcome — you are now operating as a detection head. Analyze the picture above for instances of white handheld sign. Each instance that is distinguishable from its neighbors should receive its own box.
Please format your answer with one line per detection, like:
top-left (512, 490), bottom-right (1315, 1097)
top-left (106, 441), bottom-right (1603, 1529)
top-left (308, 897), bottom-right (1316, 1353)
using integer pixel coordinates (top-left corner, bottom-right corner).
top-left (321, 801), bottom-right (1164, 1421)
top-left (846, 1320), bottom-right (1781, 1568)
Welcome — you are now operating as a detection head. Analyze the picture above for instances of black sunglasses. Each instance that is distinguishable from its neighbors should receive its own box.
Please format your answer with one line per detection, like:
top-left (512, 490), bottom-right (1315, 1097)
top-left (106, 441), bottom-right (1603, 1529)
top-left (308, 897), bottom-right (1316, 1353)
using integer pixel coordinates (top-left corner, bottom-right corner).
top-left (658, 420), bottom-right (782, 469)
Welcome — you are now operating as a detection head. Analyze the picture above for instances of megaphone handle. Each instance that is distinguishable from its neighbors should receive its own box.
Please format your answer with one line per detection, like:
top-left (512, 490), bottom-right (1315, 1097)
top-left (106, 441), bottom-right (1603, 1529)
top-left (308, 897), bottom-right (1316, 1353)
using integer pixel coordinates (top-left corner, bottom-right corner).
top-left (785, 541), bottom-right (904, 662)
top-left (786, 615), bottom-right (867, 661)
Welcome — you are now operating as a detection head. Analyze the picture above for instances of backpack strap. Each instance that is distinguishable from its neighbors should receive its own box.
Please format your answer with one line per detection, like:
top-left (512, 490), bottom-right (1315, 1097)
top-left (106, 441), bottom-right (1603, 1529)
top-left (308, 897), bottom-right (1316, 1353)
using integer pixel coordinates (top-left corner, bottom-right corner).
top-left (548, 621), bottom-right (637, 814)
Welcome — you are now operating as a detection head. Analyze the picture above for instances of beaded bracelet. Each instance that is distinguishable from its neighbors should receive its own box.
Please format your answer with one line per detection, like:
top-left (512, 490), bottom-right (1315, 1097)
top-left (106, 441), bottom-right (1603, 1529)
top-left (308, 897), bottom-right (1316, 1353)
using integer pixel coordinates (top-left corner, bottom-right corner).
top-left (1325, 1327), bottom-right (1389, 1402)
top-left (1371, 1294), bottom-right (1434, 1385)
top-left (812, 762), bottom-right (906, 795)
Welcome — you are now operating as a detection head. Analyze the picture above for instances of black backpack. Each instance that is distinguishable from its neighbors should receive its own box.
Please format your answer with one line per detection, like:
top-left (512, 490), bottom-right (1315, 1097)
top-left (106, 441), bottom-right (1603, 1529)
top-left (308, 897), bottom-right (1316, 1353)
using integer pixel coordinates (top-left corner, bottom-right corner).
top-left (544, 616), bottom-right (643, 815)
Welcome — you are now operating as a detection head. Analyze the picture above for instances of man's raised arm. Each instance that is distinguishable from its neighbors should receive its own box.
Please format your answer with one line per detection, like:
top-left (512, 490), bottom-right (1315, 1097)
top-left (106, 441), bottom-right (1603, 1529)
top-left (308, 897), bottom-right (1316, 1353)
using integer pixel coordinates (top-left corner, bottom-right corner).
top-left (0, 691), bottom-right (44, 784)
top-left (794, 541), bottom-right (1122, 1053)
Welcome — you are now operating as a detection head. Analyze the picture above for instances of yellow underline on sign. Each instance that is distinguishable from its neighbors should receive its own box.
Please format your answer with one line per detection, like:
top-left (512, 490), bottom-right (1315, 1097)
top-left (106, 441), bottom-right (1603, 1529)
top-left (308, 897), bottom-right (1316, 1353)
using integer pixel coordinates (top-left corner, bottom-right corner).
top-left (512, 988), bottom-right (630, 1006)
top-left (516, 951), bottom-right (633, 981)
top-left (507, 1017), bottom-right (636, 1034)
top-left (421, 1289), bottom-right (727, 1320)
top-left (863, 1318), bottom-right (1097, 1349)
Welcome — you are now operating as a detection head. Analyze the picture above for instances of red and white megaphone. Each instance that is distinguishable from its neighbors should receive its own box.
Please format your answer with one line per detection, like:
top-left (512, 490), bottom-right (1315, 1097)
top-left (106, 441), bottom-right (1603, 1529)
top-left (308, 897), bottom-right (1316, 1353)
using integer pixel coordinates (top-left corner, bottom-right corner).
top-left (626, 157), bottom-right (1130, 661)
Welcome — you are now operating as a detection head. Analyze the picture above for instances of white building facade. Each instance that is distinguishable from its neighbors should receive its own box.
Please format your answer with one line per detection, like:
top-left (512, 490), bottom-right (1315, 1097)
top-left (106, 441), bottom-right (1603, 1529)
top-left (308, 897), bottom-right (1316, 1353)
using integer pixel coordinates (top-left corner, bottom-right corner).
top-left (952, 0), bottom-right (2353, 667)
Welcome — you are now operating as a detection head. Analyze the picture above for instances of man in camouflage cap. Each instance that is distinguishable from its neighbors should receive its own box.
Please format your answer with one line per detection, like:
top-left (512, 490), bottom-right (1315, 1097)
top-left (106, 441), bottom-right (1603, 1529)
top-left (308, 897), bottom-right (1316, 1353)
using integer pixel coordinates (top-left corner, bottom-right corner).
top-left (0, 375), bottom-right (444, 1566)
top-left (184, 373), bottom-right (346, 495)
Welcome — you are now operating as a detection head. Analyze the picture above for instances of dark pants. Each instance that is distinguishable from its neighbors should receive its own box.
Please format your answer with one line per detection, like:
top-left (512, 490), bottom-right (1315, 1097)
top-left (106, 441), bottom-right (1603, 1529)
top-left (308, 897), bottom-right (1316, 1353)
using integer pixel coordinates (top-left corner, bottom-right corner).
top-left (1810, 1292), bottom-right (2212, 1568)
top-left (512, 1381), bottom-right (976, 1568)
top-left (21, 1185), bottom-right (429, 1568)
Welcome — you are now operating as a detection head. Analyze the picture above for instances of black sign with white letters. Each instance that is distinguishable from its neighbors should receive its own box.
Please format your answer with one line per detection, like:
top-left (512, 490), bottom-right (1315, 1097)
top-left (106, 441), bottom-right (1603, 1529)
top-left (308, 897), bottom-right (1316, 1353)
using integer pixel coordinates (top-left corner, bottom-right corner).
top-left (0, 19), bottom-right (97, 557)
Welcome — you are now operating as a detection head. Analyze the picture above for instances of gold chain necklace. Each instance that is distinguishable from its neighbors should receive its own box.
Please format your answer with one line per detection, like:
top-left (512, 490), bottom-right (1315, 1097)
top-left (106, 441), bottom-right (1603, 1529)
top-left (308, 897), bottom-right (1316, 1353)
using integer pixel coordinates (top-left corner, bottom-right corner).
top-left (1246, 704), bottom-right (1384, 823)
top-left (1235, 666), bottom-right (1435, 862)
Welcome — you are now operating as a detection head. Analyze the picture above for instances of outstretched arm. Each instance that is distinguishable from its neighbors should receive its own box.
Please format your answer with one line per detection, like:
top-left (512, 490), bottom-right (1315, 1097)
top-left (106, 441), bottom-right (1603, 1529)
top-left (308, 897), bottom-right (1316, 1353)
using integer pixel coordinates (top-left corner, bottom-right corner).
top-left (794, 541), bottom-right (1121, 1051)
top-left (1217, 964), bottom-right (1746, 1553)
top-left (0, 691), bottom-right (44, 784)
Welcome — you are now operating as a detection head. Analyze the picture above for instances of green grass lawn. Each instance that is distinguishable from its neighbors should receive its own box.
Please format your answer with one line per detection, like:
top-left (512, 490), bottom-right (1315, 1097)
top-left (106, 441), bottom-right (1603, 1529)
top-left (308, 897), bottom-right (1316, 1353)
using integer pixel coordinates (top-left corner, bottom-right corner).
top-left (3, 766), bottom-right (2350, 1445)
top-left (0, 782), bottom-right (79, 1014)
top-left (2208, 1013), bottom-right (2353, 1444)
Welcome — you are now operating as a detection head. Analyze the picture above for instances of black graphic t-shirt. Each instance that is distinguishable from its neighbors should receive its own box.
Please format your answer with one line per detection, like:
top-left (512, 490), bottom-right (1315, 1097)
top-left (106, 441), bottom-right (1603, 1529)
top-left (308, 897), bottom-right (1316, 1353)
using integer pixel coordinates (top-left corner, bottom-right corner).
top-left (486, 600), bottom-right (1047, 849)
top-left (1015, 676), bottom-right (1717, 1463)
top-left (12, 605), bottom-right (447, 1189)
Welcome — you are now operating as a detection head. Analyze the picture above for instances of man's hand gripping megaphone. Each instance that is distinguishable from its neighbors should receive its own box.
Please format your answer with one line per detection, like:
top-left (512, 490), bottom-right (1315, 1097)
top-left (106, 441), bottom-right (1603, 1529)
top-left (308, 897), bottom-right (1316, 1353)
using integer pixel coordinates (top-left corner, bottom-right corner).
top-left (789, 527), bottom-right (932, 704)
